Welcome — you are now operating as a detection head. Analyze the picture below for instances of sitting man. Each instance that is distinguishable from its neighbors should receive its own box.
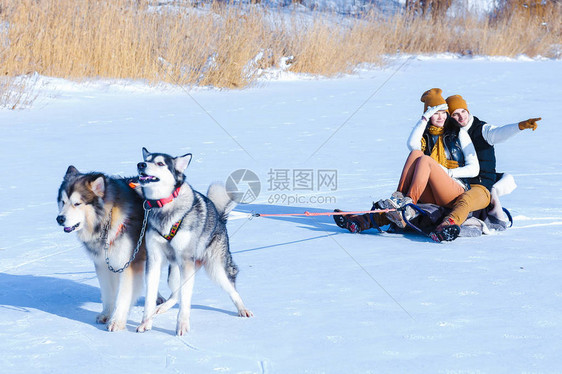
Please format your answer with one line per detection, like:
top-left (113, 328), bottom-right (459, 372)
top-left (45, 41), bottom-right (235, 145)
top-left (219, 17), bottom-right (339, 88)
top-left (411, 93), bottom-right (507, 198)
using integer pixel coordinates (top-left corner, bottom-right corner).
top-left (430, 94), bottom-right (540, 242)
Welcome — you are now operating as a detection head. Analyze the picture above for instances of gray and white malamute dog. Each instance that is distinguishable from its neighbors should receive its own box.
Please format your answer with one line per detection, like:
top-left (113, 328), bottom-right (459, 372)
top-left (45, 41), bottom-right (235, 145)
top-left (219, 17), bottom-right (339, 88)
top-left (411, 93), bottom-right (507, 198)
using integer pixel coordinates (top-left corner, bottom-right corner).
top-left (56, 166), bottom-right (150, 331)
top-left (136, 148), bottom-right (252, 336)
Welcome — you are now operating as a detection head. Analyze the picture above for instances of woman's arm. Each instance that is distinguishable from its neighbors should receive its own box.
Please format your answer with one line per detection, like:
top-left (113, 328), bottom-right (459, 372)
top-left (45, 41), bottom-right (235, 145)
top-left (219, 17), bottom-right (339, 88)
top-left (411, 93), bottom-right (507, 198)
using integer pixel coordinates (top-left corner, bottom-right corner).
top-left (448, 130), bottom-right (480, 178)
top-left (407, 118), bottom-right (428, 151)
top-left (407, 104), bottom-right (448, 151)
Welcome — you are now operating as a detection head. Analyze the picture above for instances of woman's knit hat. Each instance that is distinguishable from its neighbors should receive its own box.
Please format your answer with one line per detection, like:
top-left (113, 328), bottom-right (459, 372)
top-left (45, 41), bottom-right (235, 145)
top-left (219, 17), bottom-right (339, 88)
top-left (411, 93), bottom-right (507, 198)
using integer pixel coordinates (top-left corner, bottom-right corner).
top-left (446, 94), bottom-right (468, 114)
top-left (420, 88), bottom-right (447, 113)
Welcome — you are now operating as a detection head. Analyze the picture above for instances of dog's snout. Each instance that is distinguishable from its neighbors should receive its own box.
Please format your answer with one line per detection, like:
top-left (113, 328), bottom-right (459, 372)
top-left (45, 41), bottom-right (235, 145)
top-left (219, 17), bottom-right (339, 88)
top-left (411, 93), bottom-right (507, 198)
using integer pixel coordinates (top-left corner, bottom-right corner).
top-left (137, 162), bottom-right (147, 170)
top-left (56, 215), bottom-right (66, 225)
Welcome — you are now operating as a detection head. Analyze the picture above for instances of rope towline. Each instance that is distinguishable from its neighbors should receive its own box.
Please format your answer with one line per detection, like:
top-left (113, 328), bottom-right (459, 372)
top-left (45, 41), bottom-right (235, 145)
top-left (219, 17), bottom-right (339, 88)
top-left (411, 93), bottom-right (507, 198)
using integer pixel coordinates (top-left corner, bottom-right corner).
top-left (252, 208), bottom-right (397, 218)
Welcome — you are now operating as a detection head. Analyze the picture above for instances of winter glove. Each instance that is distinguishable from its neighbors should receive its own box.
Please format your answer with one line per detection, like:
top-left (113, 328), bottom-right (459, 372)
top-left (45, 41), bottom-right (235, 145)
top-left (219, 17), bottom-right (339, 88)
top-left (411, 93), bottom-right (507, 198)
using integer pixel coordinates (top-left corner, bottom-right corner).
top-left (518, 117), bottom-right (541, 131)
top-left (444, 159), bottom-right (459, 170)
top-left (422, 103), bottom-right (448, 121)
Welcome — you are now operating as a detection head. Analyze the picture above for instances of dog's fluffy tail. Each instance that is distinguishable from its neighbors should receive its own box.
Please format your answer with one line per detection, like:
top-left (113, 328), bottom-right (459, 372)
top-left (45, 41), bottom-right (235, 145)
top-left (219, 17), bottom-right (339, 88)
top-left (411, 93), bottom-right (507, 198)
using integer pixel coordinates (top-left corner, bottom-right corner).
top-left (207, 183), bottom-right (236, 222)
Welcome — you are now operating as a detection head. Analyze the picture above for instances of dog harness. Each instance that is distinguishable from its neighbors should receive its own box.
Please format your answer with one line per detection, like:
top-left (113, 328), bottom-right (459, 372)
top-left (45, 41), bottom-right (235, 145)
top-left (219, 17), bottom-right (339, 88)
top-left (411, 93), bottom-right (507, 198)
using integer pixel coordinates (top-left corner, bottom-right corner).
top-left (145, 187), bottom-right (181, 208)
top-left (109, 223), bottom-right (126, 246)
top-left (104, 207), bottom-right (144, 273)
top-left (140, 186), bottom-right (184, 241)
top-left (163, 219), bottom-right (182, 241)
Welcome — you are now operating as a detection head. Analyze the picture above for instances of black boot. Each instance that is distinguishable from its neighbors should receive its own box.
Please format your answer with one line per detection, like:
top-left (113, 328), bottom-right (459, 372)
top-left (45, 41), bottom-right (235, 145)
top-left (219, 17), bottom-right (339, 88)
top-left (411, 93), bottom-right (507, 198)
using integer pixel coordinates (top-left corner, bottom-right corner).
top-left (333, 205), bottom-right (390, 234)
top-left (333, 210), bottom-right (372, 233)
top-left (429, 217), bottom-right (460, 242)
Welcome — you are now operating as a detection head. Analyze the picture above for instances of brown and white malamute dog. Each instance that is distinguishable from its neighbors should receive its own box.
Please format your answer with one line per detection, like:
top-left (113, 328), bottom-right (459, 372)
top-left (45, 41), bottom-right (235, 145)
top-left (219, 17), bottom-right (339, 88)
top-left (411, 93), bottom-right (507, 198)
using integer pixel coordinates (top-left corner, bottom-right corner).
top-left (56, 166), bottom-right (152, 331)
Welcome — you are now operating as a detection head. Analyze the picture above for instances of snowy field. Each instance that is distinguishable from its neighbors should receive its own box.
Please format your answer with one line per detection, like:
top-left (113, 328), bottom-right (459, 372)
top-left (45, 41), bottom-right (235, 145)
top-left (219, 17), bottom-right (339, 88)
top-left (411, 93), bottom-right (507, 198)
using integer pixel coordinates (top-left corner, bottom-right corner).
top-left (1, 56), bottom-right (561, 373)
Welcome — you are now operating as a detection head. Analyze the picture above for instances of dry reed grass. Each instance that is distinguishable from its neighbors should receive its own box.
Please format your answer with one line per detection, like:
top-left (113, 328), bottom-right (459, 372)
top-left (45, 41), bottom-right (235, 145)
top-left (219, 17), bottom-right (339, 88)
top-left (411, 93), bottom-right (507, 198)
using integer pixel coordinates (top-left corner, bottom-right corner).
top-left (405, 0), bottom-right (453, 16)
top-left (0, 75), bottom-right (39, 110)
top-left (0, 0), bottom-right (560, 109)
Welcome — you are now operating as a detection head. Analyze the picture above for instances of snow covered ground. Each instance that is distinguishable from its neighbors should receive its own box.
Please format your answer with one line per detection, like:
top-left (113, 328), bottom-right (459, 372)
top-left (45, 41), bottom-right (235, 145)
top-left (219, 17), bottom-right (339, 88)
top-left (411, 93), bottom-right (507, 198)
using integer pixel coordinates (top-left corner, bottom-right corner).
top-left (1, 56), bottom-right (561, 373)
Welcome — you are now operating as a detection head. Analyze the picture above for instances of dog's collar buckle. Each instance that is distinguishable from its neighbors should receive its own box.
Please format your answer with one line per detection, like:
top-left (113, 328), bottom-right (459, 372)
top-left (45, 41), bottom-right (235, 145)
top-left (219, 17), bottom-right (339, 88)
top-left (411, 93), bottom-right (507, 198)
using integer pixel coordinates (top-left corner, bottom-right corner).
top-left (145, 186), bottom-right (181, 208)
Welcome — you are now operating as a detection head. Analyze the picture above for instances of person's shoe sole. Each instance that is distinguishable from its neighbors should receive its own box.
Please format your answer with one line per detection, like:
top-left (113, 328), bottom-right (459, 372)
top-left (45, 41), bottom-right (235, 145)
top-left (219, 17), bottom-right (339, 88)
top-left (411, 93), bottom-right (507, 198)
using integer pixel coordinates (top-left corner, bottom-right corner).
top-left (386, 211), bottom-right (407, 228)
top-left (333, 209), bottom-right (347, 228)
top-left (430, 225), bottom-right (461, 242)
top-left (379, 199), bottom-right (407, 229)
top-left (333, 209), bottom-right (362, 233)
top-left (346, 221), bottom-right (360, 233)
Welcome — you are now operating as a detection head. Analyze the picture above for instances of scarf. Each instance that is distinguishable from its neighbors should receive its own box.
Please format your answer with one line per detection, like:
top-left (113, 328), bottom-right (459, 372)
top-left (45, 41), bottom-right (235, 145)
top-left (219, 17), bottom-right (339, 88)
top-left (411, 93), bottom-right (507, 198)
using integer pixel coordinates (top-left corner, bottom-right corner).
top-left (421, 125), bottom-right (459, 169)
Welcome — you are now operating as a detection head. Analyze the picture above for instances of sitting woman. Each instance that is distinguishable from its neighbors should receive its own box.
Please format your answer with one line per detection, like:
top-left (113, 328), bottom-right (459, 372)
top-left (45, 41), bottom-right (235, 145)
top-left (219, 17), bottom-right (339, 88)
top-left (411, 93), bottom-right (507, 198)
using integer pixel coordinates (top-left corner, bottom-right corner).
top-left (383, 87), bottom-right (480, 227)
top-left (337, 88), bottom-right (479, 233)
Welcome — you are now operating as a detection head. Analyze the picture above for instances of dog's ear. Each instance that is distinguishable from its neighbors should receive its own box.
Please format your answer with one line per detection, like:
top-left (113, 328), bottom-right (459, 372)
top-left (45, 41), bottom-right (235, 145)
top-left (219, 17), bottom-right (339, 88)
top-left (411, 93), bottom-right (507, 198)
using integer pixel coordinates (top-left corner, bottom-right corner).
top-left (90, 176), bottom-right (106, 198)
top-left (142, 147), bottom-right (150, 161)
top-left (64, 165), bottom-right (80, 181)
top-left (175, 153), bottom-right (192, 174)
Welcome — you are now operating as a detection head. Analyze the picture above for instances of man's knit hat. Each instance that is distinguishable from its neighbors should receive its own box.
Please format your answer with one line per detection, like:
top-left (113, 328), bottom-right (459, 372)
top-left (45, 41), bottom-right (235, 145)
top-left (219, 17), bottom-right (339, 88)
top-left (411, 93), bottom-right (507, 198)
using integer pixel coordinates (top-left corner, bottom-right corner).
top-left (446, 95), bottom-right (468, 114)
top-left (420, 88), bottom-right (447, 113)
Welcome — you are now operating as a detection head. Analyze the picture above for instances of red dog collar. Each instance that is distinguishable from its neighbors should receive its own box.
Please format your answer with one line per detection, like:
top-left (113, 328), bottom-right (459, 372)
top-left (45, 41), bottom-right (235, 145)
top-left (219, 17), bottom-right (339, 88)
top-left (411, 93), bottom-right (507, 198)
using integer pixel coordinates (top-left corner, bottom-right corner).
top-left (145, 187), bottom-right (181, 208)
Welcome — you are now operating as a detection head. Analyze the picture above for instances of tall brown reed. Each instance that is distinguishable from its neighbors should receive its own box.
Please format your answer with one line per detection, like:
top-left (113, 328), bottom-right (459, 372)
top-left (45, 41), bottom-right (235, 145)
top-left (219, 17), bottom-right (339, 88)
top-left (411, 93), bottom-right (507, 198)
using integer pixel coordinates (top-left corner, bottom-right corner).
top-left (0, 0), bottom-right (560, 105)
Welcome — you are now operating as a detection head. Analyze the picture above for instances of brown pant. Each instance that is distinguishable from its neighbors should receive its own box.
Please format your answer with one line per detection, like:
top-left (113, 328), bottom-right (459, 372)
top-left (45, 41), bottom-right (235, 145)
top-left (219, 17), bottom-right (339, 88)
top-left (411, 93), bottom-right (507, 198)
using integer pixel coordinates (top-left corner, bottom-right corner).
top-left (447, 184), bottom-right (491, 225)
top-left (397, 150), bottom-right (465, 207)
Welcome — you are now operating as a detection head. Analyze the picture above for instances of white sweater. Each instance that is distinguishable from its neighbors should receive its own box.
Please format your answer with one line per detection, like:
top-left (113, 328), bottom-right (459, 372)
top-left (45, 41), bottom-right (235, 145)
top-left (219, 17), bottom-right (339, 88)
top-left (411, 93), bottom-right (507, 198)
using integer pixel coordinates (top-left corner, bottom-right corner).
top-left (463, 115), bottom-right (521, 145)
top-left (406, 117), bottom-right (480, 179)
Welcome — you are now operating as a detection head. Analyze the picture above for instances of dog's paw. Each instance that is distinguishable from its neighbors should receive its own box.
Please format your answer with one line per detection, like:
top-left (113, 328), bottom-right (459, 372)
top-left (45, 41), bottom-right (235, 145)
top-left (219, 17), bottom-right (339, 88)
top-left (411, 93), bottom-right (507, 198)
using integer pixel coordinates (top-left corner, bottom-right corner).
top-left (238, 309), bottom-right (254, 318)
top-left (96, 313), bottom-right (110, 324)
top-left (136, 320), bottom-right (153, 333)
top-left (107, 319), bottom-right (126, 332)
top-left (176, 320), bottom-right (190, 336)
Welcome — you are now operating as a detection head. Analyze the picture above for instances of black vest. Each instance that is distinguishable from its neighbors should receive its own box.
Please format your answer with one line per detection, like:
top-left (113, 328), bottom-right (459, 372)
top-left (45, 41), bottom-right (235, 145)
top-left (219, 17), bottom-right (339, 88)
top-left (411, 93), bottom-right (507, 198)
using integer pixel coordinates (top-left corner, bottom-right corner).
top-left (422, 117), bottom-right (465, 166)
top-left (466, 116), bottom-right (497, 190)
